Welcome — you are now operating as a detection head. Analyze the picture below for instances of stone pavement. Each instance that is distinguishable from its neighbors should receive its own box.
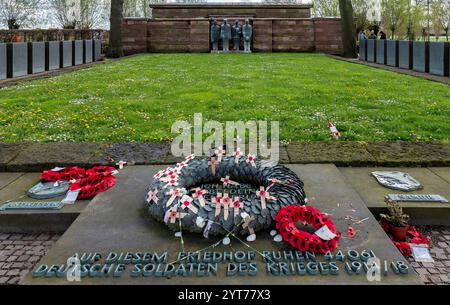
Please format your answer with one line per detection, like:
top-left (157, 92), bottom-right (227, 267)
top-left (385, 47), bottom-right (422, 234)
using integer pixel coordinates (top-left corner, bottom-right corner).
top-left (0, 233), bottom-right (60, 285)
top-left (409, 226), bottom-right (450, 285)
top-left (1, 141), bottom-right (449, 172)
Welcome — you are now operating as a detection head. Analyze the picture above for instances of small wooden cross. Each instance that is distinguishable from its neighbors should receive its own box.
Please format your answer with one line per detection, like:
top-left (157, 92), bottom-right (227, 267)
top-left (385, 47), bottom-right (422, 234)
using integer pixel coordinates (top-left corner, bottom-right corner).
top-left (192, 188), bottom-right (208, 207)
top-left (165, 208), bottom-right (187, 224)
top-left (256, 186), bottom-right (277, 210)
top-left (146, 189), bottom-right (159, 204)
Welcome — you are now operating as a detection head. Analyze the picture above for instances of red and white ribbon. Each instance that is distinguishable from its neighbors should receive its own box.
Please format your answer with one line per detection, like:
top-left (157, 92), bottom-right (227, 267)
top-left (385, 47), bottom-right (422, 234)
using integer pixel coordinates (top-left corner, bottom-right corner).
top-left (180, 195), bottom-right (198, 214)
top-left (192, 187), bottom-right (208, 207)
top-left (328, 119), bottom-right (341, 140)
top-left (176, 161), bottom-right (188, 169)
top-left (246, 154), bottom-right (256, 167)
top-left (232, 197), bottom-right (243, 217)
top-left (146, 189), bottom-right (159, 204)
top-left (213, 193), bottom-right (223, 217)
top-left (215, 147), bottom-right (225, 162)
top-left (208, 157), bottom-right (219, 175)
top-left (160, 173), bottom-right (178, 182)
top-left (166, 167), bottom-right (181, 176)
top-left (234, 147), bottom-right (243, 164)
top-left (222, 193), bottom-right (231, 221)
top-left (221, 175), bottom-right (239, 187)
top-left (165, 188), bottom-right (185, 207)
top-left (153, 169), bottom-right (167, 179)
top-left (185, 154), bottom-right (195, 162)
top-left (165, 207), bottom-right (187, 224)
top-left (256, 186), bottom-right (277, 210)
top-left (116, 160), bottom-right (127, 169)
top-left (163, 176), bottom-right (179, 188)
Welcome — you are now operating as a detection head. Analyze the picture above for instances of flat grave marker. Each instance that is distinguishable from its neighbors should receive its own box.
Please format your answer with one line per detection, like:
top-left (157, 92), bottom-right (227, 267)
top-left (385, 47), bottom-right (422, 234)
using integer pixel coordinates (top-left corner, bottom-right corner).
top-left (46, 41), bottom-right (60, 71)
top-left (60, 41), bottom-right (73, 68)
top-left (386, 40), bottom-right (399, 67)
top-left (0, 43), bottom-right (6, 79)
top-left (398, 41), bottom-right (413, 70)
top-left (73, 40), bottom-right (83, 66)
top-left (28, 42), bottom-right (46, 74)
top-left (7, 42), bottom-right (28, 78)
top-left (413, 41), bottom-right (429, 73)
top-left (429, 42), bottom-right (449, 77)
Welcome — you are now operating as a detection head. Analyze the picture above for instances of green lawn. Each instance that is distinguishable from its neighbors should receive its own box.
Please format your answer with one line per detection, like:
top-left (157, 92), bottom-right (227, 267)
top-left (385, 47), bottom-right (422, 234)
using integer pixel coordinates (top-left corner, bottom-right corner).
top-left (0, 53), bottom-right (449, 143)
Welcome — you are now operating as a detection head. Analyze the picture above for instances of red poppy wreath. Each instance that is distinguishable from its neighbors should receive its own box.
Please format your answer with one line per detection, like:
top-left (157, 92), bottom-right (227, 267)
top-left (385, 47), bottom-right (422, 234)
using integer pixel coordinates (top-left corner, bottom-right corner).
top-left (41, 166), bottom-right (117, 199)
top-left (275, 205), bottom-right (341, 254)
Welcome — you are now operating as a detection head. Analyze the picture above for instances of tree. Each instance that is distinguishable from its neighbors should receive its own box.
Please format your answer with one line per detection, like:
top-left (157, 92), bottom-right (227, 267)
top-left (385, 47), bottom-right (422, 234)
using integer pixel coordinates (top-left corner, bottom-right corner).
top-left (123, 0), bottom-right (166, 18)
top-left (338, 0), bottom-right (357, 58)
top-left (0, 0), bottom-right (43, 29)
top-left (381, 0), bottom-right (409, 39)
top-left (352, 0), bottom-right (370, 32)
top-left (313, 0), bottom-right (340, 17)
top-left (108, 0), bottom-right (124, 58)
top-left (431, 0), bottom-right (450, 41)
top-left (50, 0), bottom-right (108, 29)
top-left (405, 0), bottom-right (425, 40)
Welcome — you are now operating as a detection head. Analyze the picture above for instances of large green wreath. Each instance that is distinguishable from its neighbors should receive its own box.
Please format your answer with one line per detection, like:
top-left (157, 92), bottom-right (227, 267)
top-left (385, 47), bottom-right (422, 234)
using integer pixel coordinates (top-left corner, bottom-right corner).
top-left (144, 156), bottom-right (306, 236)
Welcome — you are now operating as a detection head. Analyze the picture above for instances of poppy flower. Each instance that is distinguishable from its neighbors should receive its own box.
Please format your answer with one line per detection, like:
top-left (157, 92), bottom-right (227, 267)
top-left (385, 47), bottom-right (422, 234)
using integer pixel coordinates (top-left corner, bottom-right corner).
top-left (347, 226), bottom-right (356, 238)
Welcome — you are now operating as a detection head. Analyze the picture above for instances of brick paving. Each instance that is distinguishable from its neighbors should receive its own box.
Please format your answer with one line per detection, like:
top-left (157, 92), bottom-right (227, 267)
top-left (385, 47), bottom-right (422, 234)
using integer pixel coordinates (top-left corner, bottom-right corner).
top-left (408, 226), bottom-right (450, 285)
top-left (0, 233), bottom-right (60, 285)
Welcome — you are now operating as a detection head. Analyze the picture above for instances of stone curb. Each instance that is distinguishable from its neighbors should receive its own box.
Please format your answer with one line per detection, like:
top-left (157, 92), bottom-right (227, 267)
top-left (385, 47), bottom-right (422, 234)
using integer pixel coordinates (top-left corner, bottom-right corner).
top-left (0, 54), bottom-right (141, 89)
top-left (328, 55), bottom-right (450, 85)
top-left (1, 141), bottom-right (449, 172)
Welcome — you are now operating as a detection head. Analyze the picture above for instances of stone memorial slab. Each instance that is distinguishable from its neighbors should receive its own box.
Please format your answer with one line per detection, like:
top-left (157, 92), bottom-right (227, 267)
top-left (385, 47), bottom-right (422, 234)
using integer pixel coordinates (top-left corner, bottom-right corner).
top-left (0, 172), bottom-right (90, 233)
top-left (413, 41), bottom-right (429, 73)
top-left (25, 165), bottom-right (420, 285)
top-left (386, 194), bottom-right (448, 203)
top-left (27, 180), bottom-right (71, 199)
top-left (45, 41), bottom-right (60, 71)
top-left (376, 39), bottom-right (386, 65)
top-left (340, 167), bottom-right (450, 225)
top-left (28, 41), bottom-right (45, 74)
top-left (0, 43), bottom-right (6, 80)
top-left (371, 171), bottom-right (421, 192)
top-left (60, 41), bottom-right (73, 68)
top-left (359, 39), bottom-right (367, 61)
top-left (398, 41), bottom-right (413, 70)
top-left (386, 40), bottom-right (398, 67)
top-left (84, 40), bottom-right (93, 63)
top-left (0, 201), bottom-right (65, 211)
top-left (367, 39), bottom-right (376, 62)
top-left (0, 43), bottom-right (7, 79)
top-left (73, 40), bottom-right (83, 66)
top-left (93, 40), bottom-right (102, 61)
top-left (7, 42), bottom-right (28, 78)
top-left (429, 42), bottom-right (449, 77)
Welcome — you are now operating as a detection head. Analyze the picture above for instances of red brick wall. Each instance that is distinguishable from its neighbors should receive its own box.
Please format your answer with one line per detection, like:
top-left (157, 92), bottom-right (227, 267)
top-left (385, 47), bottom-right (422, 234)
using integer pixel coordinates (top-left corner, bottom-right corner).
top-left (272, 19), bottom-right (315, 52)
top-left (151, 4), bottom-right (312, 19)
top-left (313, 18), bottom-right (344, 54)
top-left (122, 18), bottom-right (148, 55)
top-left (147, 19), bottom-right (209, 53)
top-left (253, 20), bottom-right (273, 52)
top-left (122, 17), bottom-right (345, 55)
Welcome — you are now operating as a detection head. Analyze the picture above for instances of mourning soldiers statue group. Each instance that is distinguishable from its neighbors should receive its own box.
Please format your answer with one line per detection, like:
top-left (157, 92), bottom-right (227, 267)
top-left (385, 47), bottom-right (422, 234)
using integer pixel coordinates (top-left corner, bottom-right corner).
top-left (210, 18), bottom-right (252, 52)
